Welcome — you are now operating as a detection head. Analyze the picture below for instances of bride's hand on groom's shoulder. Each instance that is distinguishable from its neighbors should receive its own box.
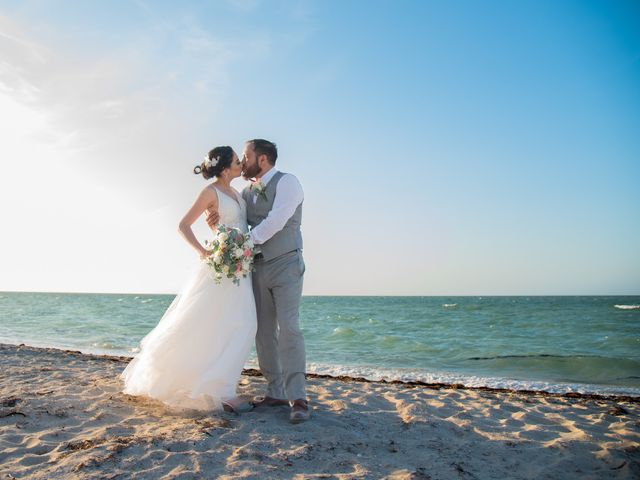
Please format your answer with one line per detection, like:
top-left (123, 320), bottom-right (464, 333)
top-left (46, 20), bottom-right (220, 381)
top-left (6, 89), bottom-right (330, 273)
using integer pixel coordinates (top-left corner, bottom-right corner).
top-left (206, 210), bottom-right (220, 229)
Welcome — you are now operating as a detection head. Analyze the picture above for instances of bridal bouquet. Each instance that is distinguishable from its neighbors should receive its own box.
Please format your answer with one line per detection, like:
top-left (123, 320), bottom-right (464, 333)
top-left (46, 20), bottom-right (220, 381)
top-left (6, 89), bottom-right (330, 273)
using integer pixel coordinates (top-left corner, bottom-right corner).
top-left (204, 226), bottom-right (255, 285)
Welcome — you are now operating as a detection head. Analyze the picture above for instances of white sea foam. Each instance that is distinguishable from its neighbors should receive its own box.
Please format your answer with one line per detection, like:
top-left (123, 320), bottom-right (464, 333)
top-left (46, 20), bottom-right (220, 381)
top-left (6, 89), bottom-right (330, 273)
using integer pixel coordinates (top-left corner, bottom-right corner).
top-left (442, 303), bottom-right (457, 308)
top-left (294, 361), bottom-right (640, 397)
top-left (3, 341), bottom-right (638, 397)
top-left (614, 304), bottom-right (640, 310)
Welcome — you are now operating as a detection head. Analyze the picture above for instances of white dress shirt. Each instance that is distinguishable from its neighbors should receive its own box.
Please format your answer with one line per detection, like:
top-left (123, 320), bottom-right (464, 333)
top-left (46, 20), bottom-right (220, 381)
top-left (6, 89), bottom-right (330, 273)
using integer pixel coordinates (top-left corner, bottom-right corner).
top-left (249, 168), bottom-right (304, 246)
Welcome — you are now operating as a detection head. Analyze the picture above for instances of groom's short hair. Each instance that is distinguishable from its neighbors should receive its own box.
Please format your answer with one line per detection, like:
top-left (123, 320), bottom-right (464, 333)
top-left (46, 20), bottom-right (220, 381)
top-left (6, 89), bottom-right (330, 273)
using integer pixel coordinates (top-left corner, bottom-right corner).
top-left (248, 139), bottom-right (277, 165)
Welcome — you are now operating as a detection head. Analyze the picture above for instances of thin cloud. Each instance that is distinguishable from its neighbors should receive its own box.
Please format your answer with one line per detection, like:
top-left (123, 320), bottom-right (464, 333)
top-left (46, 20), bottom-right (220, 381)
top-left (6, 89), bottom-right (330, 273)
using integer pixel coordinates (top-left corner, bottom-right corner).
top-left (0, 7), bottom-right (276, 209)
top-left (0, 16), bottom-right (46, 63)
top-left (0, 12), bottom-right (237, 158)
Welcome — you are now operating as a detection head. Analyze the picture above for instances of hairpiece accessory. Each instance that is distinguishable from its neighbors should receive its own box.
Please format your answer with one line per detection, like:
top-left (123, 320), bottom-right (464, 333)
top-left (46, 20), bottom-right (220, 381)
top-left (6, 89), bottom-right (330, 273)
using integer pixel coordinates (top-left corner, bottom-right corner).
top-left (205, 155), bottom-right (220, 169)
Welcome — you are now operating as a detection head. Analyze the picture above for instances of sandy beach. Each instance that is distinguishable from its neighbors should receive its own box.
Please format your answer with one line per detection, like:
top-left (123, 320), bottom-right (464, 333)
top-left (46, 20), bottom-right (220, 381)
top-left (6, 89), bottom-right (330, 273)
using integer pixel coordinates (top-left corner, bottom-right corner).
top-left (0, 343), bottom-right (638, 479)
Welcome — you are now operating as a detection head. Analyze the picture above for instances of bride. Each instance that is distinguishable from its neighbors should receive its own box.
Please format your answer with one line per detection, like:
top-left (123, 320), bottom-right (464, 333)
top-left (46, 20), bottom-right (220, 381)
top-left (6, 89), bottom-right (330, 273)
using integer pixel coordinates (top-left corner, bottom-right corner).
top-left (121, 146), bottom-right (256, 413)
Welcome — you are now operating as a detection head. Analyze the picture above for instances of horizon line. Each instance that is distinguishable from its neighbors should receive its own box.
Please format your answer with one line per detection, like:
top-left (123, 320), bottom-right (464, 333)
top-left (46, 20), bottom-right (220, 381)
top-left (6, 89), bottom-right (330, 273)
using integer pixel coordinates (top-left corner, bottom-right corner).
top-left (1, 290), bottom-right (639, 297)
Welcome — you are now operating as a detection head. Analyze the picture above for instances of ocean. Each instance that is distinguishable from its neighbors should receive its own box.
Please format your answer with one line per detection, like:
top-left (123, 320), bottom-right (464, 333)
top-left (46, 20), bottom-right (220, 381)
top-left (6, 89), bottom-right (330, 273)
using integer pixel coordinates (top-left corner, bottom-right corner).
top-left (1, 292), bottom-right (639, 396)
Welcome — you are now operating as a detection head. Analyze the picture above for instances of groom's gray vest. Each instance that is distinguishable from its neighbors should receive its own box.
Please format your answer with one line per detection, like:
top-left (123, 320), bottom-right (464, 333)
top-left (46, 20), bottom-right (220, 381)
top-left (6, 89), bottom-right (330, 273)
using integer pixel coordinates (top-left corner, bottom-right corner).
top-left (244, 171), bottom-right (303, 262)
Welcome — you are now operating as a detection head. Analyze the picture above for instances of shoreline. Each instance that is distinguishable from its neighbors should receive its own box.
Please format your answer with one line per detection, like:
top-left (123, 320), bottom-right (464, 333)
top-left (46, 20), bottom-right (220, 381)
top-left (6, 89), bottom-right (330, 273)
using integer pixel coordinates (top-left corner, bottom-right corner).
top-left (3, 293), bottom-right (638, 402)
top-left (1, 342), bottom-right (639, 478)
top-left (4, 342), bottom-right (639, 404)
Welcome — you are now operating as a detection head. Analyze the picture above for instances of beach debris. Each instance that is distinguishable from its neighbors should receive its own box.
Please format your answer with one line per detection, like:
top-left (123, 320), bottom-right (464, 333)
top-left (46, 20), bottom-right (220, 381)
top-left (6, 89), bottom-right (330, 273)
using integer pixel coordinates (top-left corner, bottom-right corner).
top-left (46, 408), bottom-right (68, 418)
top-left (73, 453), bottom-right (115, 472)
top-left (611, 461), bottom-right (627, 470)
top-left (0, 409), bottom-right (26, 418)
top-left (608, 405), bottom-right (628, 416)
top-left (64, 438), bottom-right (105, 451)
top-left (1, 397), bottom-right (21, 407)
top-left (194, 417), bottom-right (234, 437)
top-left (15, 420), bottom-right (28, 429)
top-left (106, 436), bottom-right (138, 453)
top-left (450, 462), bottom-right (467, 474)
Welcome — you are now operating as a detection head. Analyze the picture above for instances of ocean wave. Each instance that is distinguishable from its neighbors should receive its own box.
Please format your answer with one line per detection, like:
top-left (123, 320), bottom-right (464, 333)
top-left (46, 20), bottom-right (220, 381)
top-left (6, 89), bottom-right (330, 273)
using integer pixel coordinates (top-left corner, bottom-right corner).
top-left (442, 303), bottom-right (457, 308)
top-left (467, 353), bottom-right (602, 361)
top-left (300, 361), bottom-right (640, 397)
top-left (244, 357), bottom-right (640, 396)
top-left (3, 342), bottom-right (639, 397)
top-left (614, 304), bottom-right (640, 310)
top-left (331, 327), bottom-right (355, 337)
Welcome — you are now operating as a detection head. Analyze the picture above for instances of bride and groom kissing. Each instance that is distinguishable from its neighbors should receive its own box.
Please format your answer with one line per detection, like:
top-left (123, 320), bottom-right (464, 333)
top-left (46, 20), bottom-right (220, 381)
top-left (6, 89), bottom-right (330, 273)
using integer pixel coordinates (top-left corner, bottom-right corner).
top-left (121, 139), bottom-right (309, 424)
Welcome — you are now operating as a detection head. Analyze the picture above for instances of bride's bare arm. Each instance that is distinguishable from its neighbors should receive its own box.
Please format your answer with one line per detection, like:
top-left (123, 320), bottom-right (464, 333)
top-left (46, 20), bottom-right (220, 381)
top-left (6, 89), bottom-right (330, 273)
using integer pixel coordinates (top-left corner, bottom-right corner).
top-left (178, 187), bottom-right (218, 259)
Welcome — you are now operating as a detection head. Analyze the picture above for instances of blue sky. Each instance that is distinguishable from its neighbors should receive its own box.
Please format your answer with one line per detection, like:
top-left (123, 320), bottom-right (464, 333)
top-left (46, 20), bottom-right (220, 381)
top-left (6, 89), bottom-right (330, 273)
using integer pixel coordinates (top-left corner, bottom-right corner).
top-left (0, 0), bottom-right (638, 294)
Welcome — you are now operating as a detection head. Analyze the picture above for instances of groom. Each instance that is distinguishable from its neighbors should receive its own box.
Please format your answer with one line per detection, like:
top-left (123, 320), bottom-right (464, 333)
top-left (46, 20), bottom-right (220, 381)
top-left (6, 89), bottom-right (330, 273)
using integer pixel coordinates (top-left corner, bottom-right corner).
top-left (208, 139), bottom-right (308, 423)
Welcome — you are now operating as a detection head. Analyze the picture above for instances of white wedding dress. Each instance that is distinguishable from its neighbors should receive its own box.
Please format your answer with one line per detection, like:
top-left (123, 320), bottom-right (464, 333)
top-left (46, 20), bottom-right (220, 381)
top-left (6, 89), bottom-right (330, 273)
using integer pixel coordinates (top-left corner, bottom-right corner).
top-left (121, 185), bottom-right (257, 411)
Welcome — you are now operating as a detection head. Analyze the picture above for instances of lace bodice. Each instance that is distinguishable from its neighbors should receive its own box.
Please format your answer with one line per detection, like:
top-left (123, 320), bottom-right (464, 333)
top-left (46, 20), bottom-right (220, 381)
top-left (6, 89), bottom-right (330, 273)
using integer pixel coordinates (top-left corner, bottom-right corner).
top-left (211, 185), bottom-right (248, 233)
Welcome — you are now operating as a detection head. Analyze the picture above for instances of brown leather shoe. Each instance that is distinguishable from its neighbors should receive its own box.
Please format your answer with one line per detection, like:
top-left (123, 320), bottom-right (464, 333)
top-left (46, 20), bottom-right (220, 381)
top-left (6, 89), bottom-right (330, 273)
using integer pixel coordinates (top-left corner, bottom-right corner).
top-left (289, 399), bottom-right (310, 424)
top-left (252, 396), bottom-right (290, 408)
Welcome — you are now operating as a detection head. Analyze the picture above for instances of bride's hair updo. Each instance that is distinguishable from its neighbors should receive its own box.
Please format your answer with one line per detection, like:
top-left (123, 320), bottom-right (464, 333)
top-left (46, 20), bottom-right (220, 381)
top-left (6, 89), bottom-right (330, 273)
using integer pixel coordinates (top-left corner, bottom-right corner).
top-left (193, 146), bottom-right (234, 179)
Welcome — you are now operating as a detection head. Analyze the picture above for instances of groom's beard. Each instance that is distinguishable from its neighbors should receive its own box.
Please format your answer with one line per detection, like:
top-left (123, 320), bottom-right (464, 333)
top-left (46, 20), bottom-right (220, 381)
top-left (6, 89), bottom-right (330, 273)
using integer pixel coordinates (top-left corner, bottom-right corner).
top-left (243, 163), bottom-right (261, 180)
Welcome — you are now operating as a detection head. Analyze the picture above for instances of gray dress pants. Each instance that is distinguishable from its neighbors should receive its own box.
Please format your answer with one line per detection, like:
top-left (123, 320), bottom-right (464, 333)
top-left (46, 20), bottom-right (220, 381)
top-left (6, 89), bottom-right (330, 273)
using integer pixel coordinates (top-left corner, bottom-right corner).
top-left (252, 249), bottom-right (306, 401)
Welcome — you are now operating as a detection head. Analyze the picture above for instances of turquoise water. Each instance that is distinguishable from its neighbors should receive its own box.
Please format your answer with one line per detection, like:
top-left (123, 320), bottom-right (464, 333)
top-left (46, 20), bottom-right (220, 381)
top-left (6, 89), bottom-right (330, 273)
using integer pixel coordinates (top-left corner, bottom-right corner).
top-left (1, 293), bottom-right (639, 395)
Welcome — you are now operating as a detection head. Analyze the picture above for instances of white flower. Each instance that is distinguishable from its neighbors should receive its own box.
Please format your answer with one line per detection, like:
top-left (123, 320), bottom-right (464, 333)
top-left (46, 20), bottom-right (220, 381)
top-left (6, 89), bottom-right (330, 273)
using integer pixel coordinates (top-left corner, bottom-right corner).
top-left (250, 180), bottom-right (267, 200)
top-left (205, 155), bottom-right (220, 169)
top-left (203, 225), bottom-right (255, 286)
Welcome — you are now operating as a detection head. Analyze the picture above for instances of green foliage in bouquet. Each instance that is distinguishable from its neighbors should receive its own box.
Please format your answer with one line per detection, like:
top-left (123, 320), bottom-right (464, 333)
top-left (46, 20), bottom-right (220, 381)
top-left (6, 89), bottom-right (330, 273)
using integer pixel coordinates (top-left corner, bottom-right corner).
top-left (204, 225), bottom-right (255, 285)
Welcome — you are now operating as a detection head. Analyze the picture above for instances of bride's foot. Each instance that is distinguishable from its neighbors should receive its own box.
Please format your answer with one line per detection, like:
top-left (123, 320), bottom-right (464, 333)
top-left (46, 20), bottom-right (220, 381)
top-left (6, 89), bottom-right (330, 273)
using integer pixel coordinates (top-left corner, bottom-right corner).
top-left (222, 397), bottom-right (254, 414)
top-left (251, 396), bottom-right (290, 408)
